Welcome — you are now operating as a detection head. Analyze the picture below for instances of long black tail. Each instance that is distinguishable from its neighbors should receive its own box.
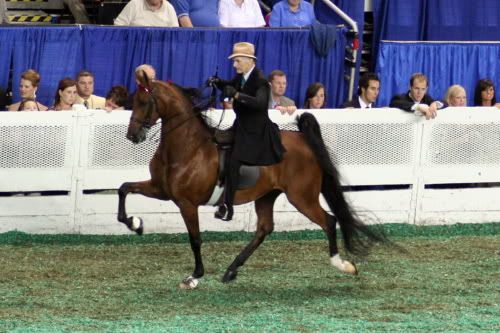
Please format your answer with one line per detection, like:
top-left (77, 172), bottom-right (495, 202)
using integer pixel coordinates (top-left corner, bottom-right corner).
top-left (297, 112), bottom-right (386, 255)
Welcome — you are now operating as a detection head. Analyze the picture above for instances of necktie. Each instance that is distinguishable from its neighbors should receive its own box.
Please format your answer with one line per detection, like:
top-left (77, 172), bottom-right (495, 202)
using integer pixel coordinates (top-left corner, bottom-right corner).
top-left (83, 100), bottom-right (89, 109)
top-left (241, 77), bottom-right (246, 88)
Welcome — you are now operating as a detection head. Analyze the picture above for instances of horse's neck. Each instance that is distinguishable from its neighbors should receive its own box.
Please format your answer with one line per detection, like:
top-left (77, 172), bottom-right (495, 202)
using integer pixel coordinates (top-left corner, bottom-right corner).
top-left (160, 114), bottom-right (212, 160)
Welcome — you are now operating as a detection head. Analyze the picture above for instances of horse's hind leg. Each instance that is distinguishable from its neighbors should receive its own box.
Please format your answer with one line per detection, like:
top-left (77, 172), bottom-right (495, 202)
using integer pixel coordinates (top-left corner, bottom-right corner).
top-left (286, 191), bottom-right (358, 275)
top-left (222, 190), bottom-right (280, 283)
top-left (117, 180), bottom-right (167, 235)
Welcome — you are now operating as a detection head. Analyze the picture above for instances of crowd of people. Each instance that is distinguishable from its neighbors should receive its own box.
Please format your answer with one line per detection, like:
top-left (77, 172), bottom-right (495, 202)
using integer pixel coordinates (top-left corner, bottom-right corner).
top-left (113, 0), bottom-right (315, 28)
top-left (1, 66), bottom-right (498, 114)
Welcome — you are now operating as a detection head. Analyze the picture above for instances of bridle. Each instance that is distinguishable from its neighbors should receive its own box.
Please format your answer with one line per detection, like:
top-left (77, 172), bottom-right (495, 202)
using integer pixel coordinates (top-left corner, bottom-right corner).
top-left (130, 83), bottom-right (158, 129)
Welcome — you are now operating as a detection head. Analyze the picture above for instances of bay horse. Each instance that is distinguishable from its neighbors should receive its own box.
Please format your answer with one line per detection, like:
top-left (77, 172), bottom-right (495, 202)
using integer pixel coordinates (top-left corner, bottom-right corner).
top-left (117, 75), bottom-right (384, 289)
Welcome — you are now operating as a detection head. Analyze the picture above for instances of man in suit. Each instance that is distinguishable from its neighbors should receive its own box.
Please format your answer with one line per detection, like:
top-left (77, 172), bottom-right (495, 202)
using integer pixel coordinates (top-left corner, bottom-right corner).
top-left (209, 42), bottom-right (285, 221)
top-left (75, 70), bottom-right (106, 110)
top-left (268, 69), bottom-right (297, 115)
top-left (390, 72), bottom-right (444, 119)
top-left (342, 72), bottom-right (380, 108)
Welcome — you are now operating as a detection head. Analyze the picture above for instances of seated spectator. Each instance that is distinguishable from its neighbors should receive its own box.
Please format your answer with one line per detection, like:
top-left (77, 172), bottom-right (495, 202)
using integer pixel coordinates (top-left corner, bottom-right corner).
top-left (75, 70), bottom-right (106, 110)
top-left (303, 82), bottom-right (325, 109)
top-left (268, 69), bottom-right (297, 115)
top-left (105, 85), bottom-right (130, 111)
top-left (50, 78), bottom-right (78, 111)
top-left (19, 98), bottom-right (39, 111)
top-left (473, 79), bottom-right (499, 107)
top-left (269, 0), bottom-right (316, 27)
top-left (135, 64), bottom-right (156, 84)
top-left (114, 0), bottom-right (179, 27)
top-left (342, 73), bottom-right (380, 109)
top-left (8, 69), bottom-right (48, 111)
top-left (171, 0), bottom-right (220, 27)
top-left (390, 73), bottom-right (444, 119)
top-left (444, 84), bottom-right (467, 107)
top-left (219, 0), bottom-right (265, 27)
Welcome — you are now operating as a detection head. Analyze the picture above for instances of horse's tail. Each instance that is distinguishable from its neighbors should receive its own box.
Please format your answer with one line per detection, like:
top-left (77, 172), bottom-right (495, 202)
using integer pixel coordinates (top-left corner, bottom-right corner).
top-left (297, 112), bottom-right (386, 255)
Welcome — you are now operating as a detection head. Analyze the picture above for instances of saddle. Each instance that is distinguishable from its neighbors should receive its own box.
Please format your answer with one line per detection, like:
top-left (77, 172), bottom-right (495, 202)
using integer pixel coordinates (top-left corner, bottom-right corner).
top-left (205, 130), bottom-right (260, 206)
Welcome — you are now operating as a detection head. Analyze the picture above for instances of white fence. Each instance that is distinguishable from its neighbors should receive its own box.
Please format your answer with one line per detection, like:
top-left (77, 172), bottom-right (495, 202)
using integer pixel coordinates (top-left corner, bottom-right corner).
top-left (1, 107), bottom-right (499, 234)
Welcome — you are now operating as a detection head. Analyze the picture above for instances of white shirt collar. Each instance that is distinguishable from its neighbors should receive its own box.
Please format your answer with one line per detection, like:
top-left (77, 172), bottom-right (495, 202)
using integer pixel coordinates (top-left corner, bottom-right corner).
top-left (359, 96), bottom-right (372, 109)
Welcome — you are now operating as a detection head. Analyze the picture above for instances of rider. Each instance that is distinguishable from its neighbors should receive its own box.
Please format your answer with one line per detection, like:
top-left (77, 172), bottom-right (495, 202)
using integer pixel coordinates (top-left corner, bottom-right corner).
top-left (209, 42), bottom-right (285, 221)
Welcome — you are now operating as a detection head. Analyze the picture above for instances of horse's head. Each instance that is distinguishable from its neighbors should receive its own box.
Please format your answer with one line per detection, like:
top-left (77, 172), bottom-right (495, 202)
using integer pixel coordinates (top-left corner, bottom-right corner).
top-left (127, 72), bottom-right (160, 144)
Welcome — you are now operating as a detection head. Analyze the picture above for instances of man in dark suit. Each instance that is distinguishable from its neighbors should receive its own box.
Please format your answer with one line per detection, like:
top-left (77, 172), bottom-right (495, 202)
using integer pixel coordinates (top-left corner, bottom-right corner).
top-left (342, 72), bottom-right (380, 109)
top-left (390, 72), bottom-right (444, 119)
top-left (209, 42), bottom-right (285, 221)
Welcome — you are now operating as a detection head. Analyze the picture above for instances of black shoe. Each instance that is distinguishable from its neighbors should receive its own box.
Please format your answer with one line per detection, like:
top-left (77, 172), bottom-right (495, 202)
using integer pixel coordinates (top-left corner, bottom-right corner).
top-left (214, 204), bottom-right (233, 221)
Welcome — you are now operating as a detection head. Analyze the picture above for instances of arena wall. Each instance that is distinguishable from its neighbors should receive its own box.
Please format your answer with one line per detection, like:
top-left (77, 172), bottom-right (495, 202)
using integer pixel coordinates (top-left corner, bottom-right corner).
top-left (1, 107), bottom-right (499, 234)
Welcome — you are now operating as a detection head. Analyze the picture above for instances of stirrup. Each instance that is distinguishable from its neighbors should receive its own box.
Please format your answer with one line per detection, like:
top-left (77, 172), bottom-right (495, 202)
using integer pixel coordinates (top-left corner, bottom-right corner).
top-left (214, 204), bottom-right (233, 221)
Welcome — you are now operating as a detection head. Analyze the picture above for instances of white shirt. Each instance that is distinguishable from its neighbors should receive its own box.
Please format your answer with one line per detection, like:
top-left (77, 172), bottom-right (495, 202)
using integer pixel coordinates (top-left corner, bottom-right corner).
top-left (219, 0), bottom-right (265, 28)
top-left (359, 96), bottom-right (372, 109)
top-left (114, 0), bottom-right (179, 27)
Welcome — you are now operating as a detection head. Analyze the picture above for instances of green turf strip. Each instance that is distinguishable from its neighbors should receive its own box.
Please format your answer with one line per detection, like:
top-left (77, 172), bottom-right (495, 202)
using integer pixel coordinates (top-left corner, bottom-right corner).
top-left (0, 222), bottom-right (498, 245)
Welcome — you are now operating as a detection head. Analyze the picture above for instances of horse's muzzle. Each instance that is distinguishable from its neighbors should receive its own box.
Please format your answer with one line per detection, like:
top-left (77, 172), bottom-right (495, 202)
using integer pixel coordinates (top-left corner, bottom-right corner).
top-left (126, 128), bottom-right (148, 144)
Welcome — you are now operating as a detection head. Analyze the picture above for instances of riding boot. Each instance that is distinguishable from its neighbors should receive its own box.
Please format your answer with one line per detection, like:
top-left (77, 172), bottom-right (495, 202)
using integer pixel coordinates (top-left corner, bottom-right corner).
top-left (214, 158), bottom-right (239, 221)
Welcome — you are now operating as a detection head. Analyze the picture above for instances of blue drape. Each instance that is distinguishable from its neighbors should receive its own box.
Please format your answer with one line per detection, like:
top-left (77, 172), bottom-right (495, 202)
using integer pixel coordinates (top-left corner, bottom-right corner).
top-left (375, 41), bottom-right (500, 107)
top-left (0, 29), bottom-right (15, 91)
top-left (1, 26), bottom-right (346, 109)
top-left (11, 27), bottom-right (83, 107)
top-left (372, 0), bottom-right (500, 67)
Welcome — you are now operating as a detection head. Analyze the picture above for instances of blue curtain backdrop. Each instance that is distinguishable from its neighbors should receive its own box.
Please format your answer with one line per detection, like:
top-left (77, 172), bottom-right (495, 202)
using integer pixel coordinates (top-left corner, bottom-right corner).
top-left (1, 26), bottom-right (347, 109)
top-left (10, 27), bottom-right (83, 107)
top-left (0, 29), bottom-right (16, 92)
top-left (372, 0), bottom-right (500, 68)
top-left (375, 41), bottom-right (500, 107)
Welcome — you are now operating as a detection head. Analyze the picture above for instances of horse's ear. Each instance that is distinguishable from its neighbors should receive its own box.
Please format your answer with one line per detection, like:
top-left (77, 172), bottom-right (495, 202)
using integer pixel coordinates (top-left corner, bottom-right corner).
top-left (141, 70), bottom-right (151, 88)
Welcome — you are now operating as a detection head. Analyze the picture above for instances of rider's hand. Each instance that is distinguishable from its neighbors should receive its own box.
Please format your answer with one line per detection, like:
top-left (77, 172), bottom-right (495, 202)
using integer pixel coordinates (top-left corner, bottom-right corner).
top-left (222, 86), bottom-right (237, 99)
top-left (205, 76), bottom-right (220, 87)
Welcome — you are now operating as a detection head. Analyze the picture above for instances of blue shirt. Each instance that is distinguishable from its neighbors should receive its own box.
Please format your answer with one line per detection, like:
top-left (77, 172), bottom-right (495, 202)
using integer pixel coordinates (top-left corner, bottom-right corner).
top-left (171, 0), bottom-right (220, 27)
top-left (269, 0), bottom-right (316, 27)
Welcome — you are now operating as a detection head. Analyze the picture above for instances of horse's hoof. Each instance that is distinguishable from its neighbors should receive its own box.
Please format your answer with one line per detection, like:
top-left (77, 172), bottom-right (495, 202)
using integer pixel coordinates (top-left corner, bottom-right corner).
top-left (179, 276), bottom-right (199, 290)
top-left (129, 216), bottom-right (144, 236)
top-left (345, 261), bottom-right (358, 275)
top-left (221, 270), bottom-right (237, 283)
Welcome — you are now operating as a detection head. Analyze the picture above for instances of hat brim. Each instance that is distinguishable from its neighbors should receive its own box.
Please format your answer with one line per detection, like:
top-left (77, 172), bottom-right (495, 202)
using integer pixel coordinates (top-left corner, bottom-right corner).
top-left (228, 53), bottom-right (257, 60)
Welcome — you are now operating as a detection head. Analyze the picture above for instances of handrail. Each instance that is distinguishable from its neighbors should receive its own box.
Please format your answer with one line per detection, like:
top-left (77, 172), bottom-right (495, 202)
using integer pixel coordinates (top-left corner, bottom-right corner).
top-left (315, 0), bottom-right (359, 101)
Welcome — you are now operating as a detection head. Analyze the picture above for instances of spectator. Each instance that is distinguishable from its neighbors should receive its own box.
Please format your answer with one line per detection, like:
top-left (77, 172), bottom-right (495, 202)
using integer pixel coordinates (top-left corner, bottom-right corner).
top-left (269, 0), bottom-right (316, 27)
top-left (342, 73), bottom-right (380, 109)
top-left (171, 0), bottom-right (220, 27)
top-left (50, 78), bottom-right (78, 111)
top-left (19, 98), bottom-right (39, 111)
top-left (444, 84), bottom-right (467, 107)
top-left (75, 70), bottom-right (106, 109)
top-left (390, 73), bottom-right (444, 120)
top-left (268, 69), bottom-right (297, 115)
top-left (473, 79), bottom-right (499, 107)
top-left (114, 0), bottom-right (179, 27)
top-left (8, 69), bottom-right (48, 111)
top-left (219, 0), bottom-right (265, 27)
top-left (303, 82), bottom-right (325, 109)
top-left (105, 85), bottom-right (130, 111)
top-left (135, 64), bottom-right (156, 85)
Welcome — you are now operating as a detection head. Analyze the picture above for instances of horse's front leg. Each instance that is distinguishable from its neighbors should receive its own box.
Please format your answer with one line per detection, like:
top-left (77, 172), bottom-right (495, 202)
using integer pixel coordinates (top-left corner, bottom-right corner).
top-left (117, 180), bottom-right (167, 235)
top-left (177, 203), bottom-right (205, 290)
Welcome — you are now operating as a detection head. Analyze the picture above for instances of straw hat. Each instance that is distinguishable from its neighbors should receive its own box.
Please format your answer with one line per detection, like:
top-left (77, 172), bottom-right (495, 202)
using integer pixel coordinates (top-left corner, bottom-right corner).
top-left (228, 42), bottom-right (257, 60)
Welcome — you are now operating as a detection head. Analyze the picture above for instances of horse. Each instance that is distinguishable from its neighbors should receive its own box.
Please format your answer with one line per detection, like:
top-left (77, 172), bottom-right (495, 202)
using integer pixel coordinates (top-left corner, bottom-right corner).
top-left (117, 75), bottom-right (385, 289)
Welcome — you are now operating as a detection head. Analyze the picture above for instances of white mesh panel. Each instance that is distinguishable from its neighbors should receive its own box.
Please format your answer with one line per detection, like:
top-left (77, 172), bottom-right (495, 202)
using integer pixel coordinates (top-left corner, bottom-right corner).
top-left (88, 124), bottom-right (156, 168)
top-left (425, 123), bottom-right (500, 165)
top-left (0, 125), bottom-right (70, 168)
top-left (321, 123), bottom-right (415, 166)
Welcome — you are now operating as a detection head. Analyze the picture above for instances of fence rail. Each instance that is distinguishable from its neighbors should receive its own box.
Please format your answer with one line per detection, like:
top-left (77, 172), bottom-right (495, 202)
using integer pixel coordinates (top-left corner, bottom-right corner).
top-left (1, 107), bottom-right (499, 234)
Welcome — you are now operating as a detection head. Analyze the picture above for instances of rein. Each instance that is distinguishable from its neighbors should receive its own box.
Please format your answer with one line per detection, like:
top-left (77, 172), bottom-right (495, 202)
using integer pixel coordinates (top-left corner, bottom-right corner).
top-left (136, 82), bottom-right (219, 142)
